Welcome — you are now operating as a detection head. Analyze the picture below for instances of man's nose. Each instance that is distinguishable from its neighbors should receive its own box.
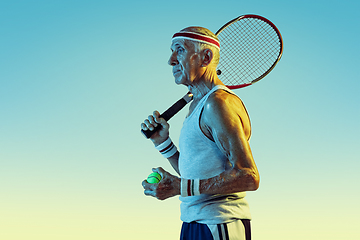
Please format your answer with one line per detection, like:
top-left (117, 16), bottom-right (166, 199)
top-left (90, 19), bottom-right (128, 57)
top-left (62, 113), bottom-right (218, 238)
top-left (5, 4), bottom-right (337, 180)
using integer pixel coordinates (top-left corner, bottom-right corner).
top-left (168, 52), bottom-right (178, 66)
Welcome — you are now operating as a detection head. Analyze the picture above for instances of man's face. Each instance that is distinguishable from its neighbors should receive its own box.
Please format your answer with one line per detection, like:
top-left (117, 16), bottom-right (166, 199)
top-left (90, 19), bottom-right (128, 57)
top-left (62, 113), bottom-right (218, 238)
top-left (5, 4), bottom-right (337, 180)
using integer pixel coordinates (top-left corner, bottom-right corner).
top-left (168, 39), bottom-right (202, 86)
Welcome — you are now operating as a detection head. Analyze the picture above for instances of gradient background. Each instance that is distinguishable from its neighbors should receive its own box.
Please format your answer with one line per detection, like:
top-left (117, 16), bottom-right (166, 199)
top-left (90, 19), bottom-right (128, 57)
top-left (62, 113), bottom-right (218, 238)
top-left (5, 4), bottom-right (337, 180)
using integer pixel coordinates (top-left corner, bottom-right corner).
top-left (1, 0), bottom-right (359, 239)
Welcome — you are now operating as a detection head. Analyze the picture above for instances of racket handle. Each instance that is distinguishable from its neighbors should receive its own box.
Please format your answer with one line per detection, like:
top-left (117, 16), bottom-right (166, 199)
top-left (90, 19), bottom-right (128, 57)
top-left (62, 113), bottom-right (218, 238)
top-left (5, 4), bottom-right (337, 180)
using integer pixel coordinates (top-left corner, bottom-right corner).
top-left (141, 92), bottom-right (193, 139)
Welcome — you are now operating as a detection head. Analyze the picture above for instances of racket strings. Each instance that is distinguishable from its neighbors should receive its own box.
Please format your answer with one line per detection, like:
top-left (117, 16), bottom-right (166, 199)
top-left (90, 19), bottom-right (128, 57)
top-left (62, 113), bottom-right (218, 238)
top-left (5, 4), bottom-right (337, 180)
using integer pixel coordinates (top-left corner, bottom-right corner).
top-left (225, 24), bottom-right (277, 80)
top-left (217, 18), bottom-right (281, 86)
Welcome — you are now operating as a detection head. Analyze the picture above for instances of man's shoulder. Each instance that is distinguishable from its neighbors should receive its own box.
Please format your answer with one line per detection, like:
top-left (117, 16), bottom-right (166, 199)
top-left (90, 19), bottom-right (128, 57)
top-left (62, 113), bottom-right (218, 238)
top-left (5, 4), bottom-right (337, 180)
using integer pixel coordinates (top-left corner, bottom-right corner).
top-left (203, 88), bottom-right (249, 123)
top-left (202, 87), bottom-right (251, 140)
top-left (205, 89), bottom-right (242, 111)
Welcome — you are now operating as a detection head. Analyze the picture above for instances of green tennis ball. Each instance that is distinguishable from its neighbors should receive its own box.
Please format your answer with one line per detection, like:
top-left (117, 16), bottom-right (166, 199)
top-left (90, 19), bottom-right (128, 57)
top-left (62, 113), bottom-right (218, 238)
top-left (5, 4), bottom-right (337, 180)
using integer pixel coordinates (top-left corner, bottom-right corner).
top-left (147, 172), bottom-right (162, 184)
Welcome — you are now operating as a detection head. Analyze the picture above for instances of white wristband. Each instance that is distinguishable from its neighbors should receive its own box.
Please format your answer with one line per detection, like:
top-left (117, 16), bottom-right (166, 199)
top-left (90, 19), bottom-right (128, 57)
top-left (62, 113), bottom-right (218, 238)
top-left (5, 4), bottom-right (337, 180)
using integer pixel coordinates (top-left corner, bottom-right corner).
top-left (181, 178), bottom-right (200, 197)
top-left (155, 137), bottom-right (178, 158)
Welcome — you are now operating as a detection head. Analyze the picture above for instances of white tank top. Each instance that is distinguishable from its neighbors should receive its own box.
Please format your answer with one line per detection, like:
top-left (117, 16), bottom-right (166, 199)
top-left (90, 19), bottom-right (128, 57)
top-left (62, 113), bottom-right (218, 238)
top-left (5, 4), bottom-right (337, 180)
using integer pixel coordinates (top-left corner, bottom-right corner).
top-left (178, 85), bottom-right (251, 224)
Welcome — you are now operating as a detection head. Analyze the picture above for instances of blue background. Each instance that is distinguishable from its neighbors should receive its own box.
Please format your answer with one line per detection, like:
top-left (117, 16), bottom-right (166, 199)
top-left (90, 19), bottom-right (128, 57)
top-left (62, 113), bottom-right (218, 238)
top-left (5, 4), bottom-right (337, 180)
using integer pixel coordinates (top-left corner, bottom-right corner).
top-left (1, 0), bottom-right (359, 239)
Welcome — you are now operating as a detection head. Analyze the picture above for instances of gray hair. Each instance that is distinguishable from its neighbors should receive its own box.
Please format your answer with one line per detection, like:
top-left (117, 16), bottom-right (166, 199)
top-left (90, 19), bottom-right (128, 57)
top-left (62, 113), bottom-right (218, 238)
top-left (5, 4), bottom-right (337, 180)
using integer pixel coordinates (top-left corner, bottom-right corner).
top-left (180, 27), bottom-right (220, 66)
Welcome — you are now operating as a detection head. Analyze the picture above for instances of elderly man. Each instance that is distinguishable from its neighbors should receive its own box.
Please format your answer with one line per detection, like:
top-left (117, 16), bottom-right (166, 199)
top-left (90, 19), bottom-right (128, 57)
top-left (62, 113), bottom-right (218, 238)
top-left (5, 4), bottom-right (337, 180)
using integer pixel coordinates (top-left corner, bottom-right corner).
top-left (141, 27), bottom-right (259, 240)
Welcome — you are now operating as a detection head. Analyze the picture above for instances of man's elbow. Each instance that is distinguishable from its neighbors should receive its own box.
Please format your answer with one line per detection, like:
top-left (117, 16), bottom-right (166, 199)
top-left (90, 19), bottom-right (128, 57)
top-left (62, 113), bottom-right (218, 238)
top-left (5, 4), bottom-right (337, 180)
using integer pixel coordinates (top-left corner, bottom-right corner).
top-left (247, 171), bottom-right (260, 191)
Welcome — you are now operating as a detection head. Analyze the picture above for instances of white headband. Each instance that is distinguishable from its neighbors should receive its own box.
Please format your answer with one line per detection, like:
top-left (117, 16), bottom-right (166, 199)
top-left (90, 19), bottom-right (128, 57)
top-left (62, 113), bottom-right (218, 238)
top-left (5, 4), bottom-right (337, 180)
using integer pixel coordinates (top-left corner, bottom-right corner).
top-left (172, 31), bottom-right (220, 50)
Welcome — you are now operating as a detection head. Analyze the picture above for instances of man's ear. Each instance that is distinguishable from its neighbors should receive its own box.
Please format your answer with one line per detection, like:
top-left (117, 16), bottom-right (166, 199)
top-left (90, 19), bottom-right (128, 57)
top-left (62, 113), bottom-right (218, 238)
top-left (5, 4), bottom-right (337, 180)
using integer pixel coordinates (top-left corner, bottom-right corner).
top-left (202, 49), bottom-right (213, 67)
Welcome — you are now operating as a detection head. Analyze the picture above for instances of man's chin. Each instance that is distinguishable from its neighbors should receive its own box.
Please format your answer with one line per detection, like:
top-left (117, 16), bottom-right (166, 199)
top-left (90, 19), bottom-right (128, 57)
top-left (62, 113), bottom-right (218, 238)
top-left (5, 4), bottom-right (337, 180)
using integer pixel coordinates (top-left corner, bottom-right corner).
top-left (174, 77), bottom-right (184, 85)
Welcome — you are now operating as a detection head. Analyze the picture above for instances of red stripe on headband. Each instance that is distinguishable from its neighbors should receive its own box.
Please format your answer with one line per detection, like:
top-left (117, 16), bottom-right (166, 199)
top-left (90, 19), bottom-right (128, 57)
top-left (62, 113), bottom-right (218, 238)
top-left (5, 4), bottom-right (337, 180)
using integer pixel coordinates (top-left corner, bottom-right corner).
top-left (172, 32), bottom-right (220, 49)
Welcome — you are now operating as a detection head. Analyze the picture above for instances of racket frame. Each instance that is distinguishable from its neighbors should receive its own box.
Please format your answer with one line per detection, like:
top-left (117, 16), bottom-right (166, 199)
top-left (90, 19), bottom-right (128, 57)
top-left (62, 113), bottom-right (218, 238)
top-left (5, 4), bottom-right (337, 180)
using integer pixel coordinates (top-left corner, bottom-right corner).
top-left (215, 14), bottom-right (283, 89)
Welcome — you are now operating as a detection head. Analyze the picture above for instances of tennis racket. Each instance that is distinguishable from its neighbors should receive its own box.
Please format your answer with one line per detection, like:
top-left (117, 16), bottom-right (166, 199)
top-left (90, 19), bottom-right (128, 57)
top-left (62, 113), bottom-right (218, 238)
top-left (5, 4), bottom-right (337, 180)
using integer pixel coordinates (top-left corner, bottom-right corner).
top-left (142, 14), bottom-right (283, 139)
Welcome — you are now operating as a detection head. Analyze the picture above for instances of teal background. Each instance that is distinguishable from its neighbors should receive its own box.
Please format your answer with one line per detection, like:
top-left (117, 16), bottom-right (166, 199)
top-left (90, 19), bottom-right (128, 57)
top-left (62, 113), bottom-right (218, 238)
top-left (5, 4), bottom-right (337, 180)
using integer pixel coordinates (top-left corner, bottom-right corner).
top-left (1, 0), bottom-right (359, 239)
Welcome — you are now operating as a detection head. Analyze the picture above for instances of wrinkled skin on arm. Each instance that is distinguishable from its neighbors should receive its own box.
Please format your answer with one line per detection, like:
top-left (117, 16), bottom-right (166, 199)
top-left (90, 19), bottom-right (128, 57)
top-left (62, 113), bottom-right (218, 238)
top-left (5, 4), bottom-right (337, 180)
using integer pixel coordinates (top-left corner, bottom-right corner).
top-left (198, 90), bottom-right (259, 194)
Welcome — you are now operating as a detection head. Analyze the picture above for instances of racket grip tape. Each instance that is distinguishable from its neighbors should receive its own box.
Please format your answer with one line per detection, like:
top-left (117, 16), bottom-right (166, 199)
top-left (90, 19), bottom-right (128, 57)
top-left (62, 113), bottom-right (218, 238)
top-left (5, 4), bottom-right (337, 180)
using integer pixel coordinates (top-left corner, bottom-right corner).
top-left (141, 92), bottom-right (193, 139)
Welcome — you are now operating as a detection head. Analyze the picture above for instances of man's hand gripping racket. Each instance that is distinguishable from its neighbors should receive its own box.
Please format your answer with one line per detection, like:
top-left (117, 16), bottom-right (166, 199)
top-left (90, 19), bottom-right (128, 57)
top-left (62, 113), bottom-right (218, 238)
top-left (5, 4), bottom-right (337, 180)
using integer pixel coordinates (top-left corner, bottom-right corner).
top-left (141, 14), bottom-right (283, 139)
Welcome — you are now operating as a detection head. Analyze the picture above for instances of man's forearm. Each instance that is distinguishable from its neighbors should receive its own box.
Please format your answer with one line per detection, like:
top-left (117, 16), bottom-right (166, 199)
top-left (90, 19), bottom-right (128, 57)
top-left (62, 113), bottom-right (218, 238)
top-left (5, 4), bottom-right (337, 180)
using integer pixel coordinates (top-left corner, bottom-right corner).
top-left (199, 167), bottom-right (259, 195)
top-left (167, 151), bottom-right (180, 175)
